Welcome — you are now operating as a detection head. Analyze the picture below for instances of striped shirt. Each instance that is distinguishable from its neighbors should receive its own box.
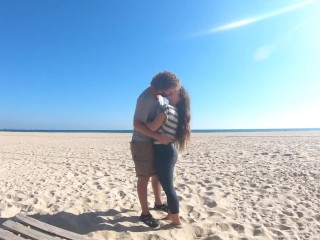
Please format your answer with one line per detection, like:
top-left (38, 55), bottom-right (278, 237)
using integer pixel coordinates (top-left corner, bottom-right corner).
top-left (154, 104), bottom-right (179, 144)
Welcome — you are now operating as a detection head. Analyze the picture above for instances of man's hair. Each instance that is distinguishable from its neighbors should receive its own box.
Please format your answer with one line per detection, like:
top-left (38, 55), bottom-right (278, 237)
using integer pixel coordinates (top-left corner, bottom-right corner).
top-left (150, 71), bottom-right (181, 91)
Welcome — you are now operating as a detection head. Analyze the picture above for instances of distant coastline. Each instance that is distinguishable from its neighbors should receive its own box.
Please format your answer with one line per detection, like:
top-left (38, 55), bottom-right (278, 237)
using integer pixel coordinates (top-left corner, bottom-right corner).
top-left (1, 128), bottom-right (320, 133)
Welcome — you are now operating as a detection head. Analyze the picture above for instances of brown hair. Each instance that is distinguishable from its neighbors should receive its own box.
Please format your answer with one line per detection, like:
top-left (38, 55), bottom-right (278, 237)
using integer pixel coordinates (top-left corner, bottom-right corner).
top-left (150, 71), bottom-right (181, 91)
top-left (174, 86), bottom-right (191, 151)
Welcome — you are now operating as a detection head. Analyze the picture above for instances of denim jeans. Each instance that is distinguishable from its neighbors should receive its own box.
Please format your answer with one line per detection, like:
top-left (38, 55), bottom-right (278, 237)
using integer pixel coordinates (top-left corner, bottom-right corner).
top-left (154, 143), bottom-right (179, 214)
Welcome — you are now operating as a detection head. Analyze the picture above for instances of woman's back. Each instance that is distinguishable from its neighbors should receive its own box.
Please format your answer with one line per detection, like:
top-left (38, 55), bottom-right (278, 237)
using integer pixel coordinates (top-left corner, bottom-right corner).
top-left (154, 104), bottom-right (178, 144)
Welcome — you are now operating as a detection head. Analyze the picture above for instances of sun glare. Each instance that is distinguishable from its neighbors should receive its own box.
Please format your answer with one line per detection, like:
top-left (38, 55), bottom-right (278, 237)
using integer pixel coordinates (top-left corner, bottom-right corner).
top-left (201, 0), bottom-right (317, 35)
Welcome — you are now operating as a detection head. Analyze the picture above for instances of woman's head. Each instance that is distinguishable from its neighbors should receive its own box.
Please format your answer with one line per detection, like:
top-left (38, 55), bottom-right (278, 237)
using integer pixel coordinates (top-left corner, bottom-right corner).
top-left (166, 88), bottom-right (181, 106)
top-left (170, 86), bottom-right (191, 151)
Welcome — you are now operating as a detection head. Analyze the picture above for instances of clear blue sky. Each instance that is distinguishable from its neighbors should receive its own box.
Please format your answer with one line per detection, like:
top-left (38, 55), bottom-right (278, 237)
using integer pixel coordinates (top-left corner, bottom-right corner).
top-left (1, 0), bottom-right (319, 130)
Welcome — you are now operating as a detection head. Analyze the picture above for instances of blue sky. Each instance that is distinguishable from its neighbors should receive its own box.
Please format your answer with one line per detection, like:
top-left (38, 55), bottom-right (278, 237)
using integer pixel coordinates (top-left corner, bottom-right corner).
top-left (1, 0), bottom-right (319, 130)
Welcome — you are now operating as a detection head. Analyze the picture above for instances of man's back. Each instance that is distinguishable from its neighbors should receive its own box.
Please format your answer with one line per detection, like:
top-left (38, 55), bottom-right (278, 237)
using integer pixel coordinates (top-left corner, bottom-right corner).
top-left (132, 88), bottom-right (163, 142)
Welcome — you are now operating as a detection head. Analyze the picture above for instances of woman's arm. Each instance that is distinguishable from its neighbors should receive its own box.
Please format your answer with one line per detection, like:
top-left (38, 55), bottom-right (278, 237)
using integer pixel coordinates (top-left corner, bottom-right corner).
top-left (145, 112), bottom-right (166, 132)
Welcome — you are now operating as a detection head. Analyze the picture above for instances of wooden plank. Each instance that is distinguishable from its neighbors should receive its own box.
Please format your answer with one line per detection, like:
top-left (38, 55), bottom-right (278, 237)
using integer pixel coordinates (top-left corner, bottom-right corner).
top-left (15, 214), bottom-right (96, 240)
top-left (0, 228), bottom-right (27, 240)
top-left (2, 220), bottom-right (62, 240)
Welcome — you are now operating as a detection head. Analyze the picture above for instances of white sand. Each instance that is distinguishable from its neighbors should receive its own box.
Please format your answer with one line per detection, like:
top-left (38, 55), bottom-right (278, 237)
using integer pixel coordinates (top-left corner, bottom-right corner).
top-left (1, 131), bottom-right (320, 239)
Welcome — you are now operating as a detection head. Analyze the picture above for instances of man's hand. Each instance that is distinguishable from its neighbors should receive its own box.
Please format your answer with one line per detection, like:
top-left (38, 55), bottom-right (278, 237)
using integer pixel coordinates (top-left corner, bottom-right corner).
top-left (156, 134), bottom-right (171, 144)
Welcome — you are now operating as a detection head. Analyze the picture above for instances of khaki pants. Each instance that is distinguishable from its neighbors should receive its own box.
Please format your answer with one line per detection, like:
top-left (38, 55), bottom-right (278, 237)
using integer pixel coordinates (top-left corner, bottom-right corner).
top-left (130, 141), bottom-right (155, 177)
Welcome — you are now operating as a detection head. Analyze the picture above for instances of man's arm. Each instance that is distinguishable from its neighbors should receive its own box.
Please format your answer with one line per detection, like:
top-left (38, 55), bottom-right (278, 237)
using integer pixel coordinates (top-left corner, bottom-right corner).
top-left (134, 119), bottom-right (170, 144)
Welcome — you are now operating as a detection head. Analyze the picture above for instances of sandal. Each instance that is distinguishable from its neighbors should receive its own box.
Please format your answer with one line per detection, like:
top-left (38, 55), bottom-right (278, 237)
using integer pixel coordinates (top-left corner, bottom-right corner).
top-left (154, 203), bottom-right (169, 212)
top-left (140, 213), bottom-right (159, 228)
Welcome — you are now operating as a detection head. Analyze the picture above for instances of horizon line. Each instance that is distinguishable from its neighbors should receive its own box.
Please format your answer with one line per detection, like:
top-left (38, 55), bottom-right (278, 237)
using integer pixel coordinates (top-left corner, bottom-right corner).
top-left (1, 127), bottom-right (320, 132)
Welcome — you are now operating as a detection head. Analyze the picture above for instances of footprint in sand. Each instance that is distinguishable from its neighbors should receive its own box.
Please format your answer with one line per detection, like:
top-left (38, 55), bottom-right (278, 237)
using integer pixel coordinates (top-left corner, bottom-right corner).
top-left (250, 183), bottom-right (257, 188)
top-left (119, 190), bottom-right (126, 198)
top-left (283, 153), bottom-right (292, 157)
top-left (203, 179), bottom-right (211, 184)
top-left (253, 226), bottom-right (265, 237)
top-left (206, 200), bottom-right (217, 208)
top-left (185, 204), bottom-right (194, 213)
top-left (231, 222), bottom-right (245, 233)
top-left (190, 210), bottom-right (201, 219)
top-left (13, 196), bottom-right (23, 202)
top-left (282, 210), bottom-right (294, 217)
top-left (204, 235), bottom-right (223, 240)
top-left (48, 190), bottom-right (55, 197)
top-left (314, 213), bottom-right (320, 221)
top-left (296, 211), bottom-right (304, 218)
top-left (206, 211), bottom-right (222, 219)
top-left (279, 224), bottom-right (291, 231)
top-left (215, 222), bottom-right (230, 231)
top-left (270, 228), bottom-right (285, 238)
top-left (93, 181), bottom-right (103, 190)
top-left (192, 224), bottom-right (207, 238)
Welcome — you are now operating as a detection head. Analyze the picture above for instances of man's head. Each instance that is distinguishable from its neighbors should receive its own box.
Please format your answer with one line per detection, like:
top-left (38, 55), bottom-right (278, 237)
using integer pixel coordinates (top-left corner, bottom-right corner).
top-left (150, 71), bottom-right (181, 97)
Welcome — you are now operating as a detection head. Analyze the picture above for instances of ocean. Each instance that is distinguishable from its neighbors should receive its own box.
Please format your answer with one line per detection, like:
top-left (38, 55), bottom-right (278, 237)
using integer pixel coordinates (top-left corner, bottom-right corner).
top-left (1, 128), bottom-right (320, 133)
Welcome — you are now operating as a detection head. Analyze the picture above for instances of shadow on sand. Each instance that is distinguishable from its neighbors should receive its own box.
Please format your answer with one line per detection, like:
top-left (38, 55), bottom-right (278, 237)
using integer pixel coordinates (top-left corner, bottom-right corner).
top-left (0, 209), bottom-right (158, 234)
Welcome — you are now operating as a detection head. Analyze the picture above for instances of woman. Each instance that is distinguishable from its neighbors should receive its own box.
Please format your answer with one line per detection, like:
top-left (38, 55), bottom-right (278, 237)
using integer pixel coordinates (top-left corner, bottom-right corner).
top-left (146, 86), bottom-right (191, 227)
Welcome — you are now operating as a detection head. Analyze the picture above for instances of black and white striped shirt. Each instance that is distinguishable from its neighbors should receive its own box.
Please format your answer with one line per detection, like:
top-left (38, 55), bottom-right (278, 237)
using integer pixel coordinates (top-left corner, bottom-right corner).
top-left (154, 104), bottom-right (178, 144)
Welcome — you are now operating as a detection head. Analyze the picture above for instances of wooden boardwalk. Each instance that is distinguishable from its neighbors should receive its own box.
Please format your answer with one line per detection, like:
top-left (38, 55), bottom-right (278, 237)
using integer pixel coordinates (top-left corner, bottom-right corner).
top-left (0, 213), bottom-right (97, 240)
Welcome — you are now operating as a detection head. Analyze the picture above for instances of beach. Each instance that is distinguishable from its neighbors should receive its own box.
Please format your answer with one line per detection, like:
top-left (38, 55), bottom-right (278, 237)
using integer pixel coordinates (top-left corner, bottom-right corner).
top-left (0, 131), bottom-right (320, 239)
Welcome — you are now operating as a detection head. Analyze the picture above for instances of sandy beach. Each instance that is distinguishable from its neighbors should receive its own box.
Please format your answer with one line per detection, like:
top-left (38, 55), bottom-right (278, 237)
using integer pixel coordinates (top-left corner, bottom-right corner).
top-left (0, 131), bottom-right (320, 239)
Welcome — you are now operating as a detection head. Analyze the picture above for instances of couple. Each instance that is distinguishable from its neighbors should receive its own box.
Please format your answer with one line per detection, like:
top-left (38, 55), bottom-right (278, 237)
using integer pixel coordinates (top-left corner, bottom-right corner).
top-left (130, 71), bottom-right (191, 228)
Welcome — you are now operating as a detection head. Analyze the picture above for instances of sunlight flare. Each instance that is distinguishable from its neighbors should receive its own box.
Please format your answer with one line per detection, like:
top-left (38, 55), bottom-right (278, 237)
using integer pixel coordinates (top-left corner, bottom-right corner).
top-left (205, 0), bottom-right (316, 34)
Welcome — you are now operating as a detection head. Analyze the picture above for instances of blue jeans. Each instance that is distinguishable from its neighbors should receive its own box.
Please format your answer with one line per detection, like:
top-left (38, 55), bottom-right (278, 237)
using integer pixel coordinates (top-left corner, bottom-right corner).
top-left (154, 143), bottom-right (179, 214)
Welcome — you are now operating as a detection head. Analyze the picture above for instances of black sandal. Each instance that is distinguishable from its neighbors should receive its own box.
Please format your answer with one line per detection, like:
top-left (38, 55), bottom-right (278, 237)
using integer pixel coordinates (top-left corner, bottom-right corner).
top-left (140, 213), bottom-right (159, 228)
top-left (154, 203), bottom-right (169, 212)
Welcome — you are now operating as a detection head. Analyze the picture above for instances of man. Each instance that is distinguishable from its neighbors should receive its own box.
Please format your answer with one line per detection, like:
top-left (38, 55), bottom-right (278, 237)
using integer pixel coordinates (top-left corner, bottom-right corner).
top-left (130, 71), bottom-right (181, 228)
